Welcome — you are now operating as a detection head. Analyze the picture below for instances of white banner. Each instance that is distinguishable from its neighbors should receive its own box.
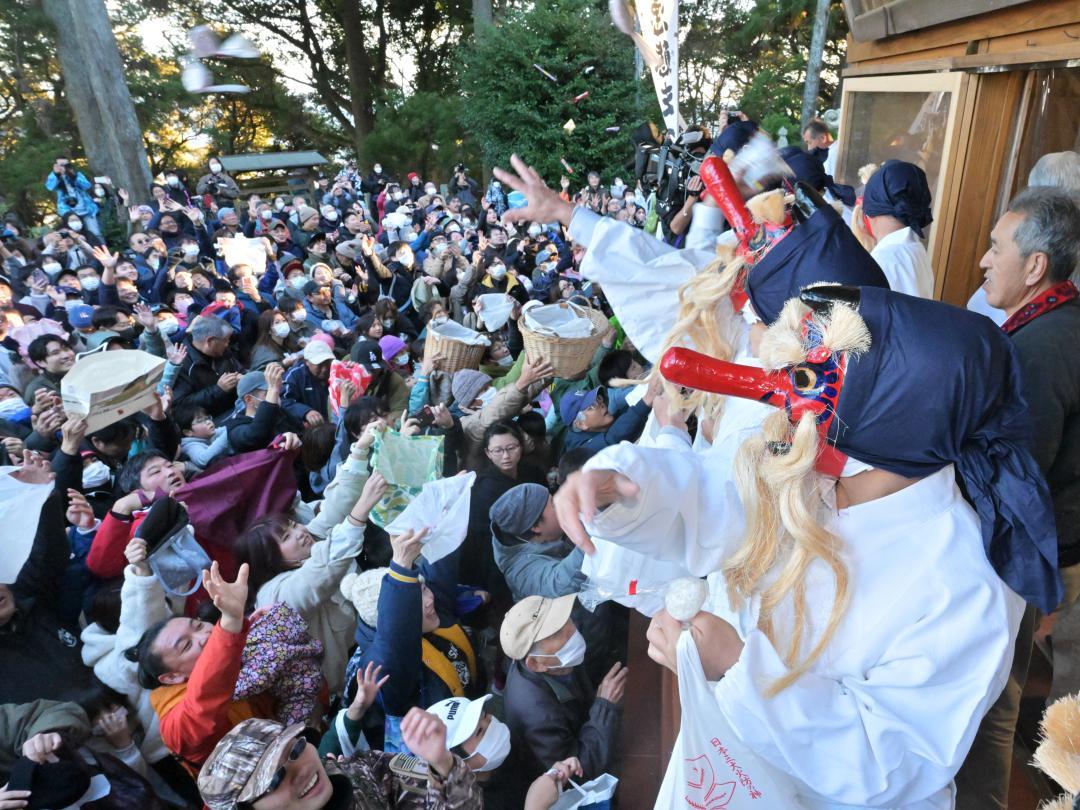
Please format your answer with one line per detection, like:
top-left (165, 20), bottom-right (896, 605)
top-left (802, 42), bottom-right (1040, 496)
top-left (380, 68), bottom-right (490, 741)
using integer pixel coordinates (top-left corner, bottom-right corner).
top-left (636, 0), bottom-right (680, 135)
top-left (611, 0), bottom-right (681, 135)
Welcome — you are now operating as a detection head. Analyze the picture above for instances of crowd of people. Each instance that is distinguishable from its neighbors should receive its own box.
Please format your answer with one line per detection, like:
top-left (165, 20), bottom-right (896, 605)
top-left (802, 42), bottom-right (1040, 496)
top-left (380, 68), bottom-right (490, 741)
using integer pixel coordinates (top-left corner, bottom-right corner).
top-left (0, 106), bottom-right (1077, 810)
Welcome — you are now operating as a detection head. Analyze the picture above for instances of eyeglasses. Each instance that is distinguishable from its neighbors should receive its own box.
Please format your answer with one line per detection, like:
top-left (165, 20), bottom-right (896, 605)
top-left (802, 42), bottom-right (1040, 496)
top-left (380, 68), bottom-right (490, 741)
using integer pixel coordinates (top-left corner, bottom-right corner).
top-left (487, 444), bottom-right (521, 456)
top-left (249, 736), bottom-right (306, 804)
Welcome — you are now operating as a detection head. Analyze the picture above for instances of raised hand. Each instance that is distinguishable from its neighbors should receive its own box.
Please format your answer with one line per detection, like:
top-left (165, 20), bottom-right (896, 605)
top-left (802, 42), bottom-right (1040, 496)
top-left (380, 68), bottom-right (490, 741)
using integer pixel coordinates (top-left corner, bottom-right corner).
top-left (400, 708), bottom-right (453, 777)
top-left (133, 302), bottom-right (157, 331)
top-left (493, 154), bottom-right (575, 228)
top-left (553, 469), bottom-right (640, 555)
top-left (516, 354), bottom-right (556, 392)
top-left (91, 245), bottom-right (119, 269)
top-left (347, 662), bottom-right (390, 721)
top-left (124, 536), bottom-right (152, 576)
top-left (390, 527), bottom-right (428, 569)
top-left (351, 471), bottom-right (387, 523)
top-left (11, 451), bottom-right (54, 485)
top-left (21, 732), bottom-right (62, 763)
top-left (595, 661), bottom-right (629, 705)
top-left (203, 561), bottom-right (249, 632)
top-left (65, 488), bottom-right (96, 530)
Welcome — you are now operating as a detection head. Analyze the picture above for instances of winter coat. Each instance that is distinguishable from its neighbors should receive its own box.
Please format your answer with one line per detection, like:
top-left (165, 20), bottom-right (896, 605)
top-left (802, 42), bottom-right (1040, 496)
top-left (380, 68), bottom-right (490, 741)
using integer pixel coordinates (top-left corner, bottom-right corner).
top-left (0, 700), bottom-right (90, 777)
top-left (281, 362), bottom-right (330, 423)
top-left (562, 399), bottom-right (650, 454)
top-left (171, 337), bottom-right (243, 418)
top-left (254, 467), bottom-right (369, 694)
top-left (79, 565), bottom-right (172, 763)
top-left (492, 530), bottom-right (586, 603)
top-left (503, 659), bottom-right (620, 781)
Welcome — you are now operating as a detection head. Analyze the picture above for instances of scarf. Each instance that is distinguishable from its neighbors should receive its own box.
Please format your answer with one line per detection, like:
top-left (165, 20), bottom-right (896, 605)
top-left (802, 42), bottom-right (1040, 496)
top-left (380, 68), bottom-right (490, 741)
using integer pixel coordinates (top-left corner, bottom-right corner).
top-left (1001, 280), bottom-right (1079, 335)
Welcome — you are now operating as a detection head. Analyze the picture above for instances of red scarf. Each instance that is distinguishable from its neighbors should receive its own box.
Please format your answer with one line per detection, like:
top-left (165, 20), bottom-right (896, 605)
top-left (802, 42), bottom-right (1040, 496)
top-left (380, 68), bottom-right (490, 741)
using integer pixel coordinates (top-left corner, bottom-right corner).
top-left (1001, 280), bottom-right (1079, 335)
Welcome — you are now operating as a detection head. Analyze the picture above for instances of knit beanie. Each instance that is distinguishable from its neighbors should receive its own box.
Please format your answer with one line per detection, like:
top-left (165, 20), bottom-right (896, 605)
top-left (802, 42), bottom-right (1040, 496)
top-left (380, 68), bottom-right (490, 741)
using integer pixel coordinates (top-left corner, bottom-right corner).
top-left (451, 369), bottom-right (490, 407)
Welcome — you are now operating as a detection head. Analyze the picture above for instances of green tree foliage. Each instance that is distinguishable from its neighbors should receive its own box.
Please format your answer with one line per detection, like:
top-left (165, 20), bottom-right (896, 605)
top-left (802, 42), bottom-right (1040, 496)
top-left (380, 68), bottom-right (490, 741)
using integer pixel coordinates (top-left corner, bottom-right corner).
top-left (679, 0), bottom-right (848, 136)
top-left (459, 0), bottom-right (656, 183)
top-left (363, 92), bottom-right (482, 181)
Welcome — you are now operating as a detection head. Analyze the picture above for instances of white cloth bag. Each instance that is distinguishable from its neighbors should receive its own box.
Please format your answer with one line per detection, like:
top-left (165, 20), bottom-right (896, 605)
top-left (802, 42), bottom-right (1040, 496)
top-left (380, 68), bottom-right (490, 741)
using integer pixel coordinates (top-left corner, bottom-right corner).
top-left (477, 293), bottom-right (515, 332)
top-left (550, 773), bottom-right (619, 809)
top-left (655, 632), bottom-right (801, 809)
top-left (523, 302), bottom-right (595, 338)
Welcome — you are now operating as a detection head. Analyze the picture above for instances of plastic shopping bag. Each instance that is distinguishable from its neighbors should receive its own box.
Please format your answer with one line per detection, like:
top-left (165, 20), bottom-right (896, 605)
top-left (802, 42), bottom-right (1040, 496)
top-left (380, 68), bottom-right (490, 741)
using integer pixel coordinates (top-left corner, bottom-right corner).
top-left (654, 632), bottom-right (801, 809)
top-left (385, 472), bottom-right (475, 564)
top-left (328, 360), bottom-right (373, 418)
top-left (550, 774), bottom-right (618, 809)
top-left (369, 429), bottom-right (444, 528)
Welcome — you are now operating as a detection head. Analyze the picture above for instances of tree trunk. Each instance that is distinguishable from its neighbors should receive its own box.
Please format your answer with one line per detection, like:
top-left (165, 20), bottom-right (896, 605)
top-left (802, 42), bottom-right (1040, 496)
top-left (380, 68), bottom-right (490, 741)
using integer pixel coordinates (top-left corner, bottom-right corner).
top-left (339, 0), bottom-right (371, 162)
top-left (40, 0), bottom-right (152, 199)
top-left (473, 0), bottom-right (493, 30)
top-left (800, 0), bottom-right (831, 130)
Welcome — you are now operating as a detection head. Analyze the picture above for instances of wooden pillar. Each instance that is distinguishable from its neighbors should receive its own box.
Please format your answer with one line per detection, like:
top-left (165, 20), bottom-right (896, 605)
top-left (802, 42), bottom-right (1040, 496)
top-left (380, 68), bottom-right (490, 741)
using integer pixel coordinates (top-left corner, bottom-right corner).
top-left (41, 0), bottom-right (152, 198)
top-left (618, 610), bottom-right (678, 802)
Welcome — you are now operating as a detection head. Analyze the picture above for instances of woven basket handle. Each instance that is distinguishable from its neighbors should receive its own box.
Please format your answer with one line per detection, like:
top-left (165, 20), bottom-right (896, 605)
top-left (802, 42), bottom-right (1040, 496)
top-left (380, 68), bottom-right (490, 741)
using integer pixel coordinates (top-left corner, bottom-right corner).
top-left (565, 295), bottom-right (592, 316)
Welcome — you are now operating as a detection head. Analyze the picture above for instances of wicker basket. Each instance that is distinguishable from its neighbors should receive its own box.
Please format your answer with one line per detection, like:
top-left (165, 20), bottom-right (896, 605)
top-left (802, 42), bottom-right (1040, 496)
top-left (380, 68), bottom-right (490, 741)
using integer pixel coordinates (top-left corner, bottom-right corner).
top-left (520, 300), bottom-right (609, 379)
top-left (423, 328), bottom-right (487, 373)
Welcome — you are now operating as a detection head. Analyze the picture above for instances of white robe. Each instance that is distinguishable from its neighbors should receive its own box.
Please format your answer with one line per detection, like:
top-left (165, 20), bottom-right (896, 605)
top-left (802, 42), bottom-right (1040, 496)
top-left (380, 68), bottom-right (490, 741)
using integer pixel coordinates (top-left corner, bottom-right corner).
top-left (583, 445), bottom-right (1023, 809)
top-left (871, 227), bottom-right (935, 299)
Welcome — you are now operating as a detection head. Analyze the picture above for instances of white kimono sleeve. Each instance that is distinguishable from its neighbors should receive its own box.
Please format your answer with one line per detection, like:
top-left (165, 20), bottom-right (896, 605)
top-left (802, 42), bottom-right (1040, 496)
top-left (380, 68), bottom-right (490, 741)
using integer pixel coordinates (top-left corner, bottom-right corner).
top-left (712, 577), bottom-right (1021, 805)
top-left (582, 441), bottom-right (746, 576)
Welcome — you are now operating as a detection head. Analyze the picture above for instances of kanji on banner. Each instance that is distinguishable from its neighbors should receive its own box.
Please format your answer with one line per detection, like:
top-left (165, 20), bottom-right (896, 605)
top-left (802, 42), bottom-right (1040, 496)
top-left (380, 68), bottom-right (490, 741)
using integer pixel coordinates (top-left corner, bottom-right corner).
top-left (610, 0), bottom-right (681, 134)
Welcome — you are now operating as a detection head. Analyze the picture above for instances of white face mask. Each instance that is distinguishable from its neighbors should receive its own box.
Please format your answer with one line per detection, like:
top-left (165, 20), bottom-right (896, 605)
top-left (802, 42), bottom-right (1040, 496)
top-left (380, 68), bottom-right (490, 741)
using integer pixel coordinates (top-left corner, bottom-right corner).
top-left (467, 717), bottom-right (511, 772)
top-left (488, 265), bottom-right (507, 281)
top-left (82, 459), bottom-right (111, 489)
top-left (535, 629), bottom-right (586, 669)
top-left (42, 262), bottom-right (62, 277)
top-left (491, 181), bottom-right (501, 190)
top-left (290, 310), bottom-right (307, 323)
top-left (209, 162), bottom-right (222, 173)
top-left (271, 322), bottom-right (291, 339)
top-left (260, 209), bottom-right (273, 221)
top-left (289, 276), bottom-right (308, 289)
top-left (392, 191), bottom-right (404, 201)
top-left (394, 352), bottom-right (410, 366)
top-left (274, 199), bottom-right (286, 211)
top-left (158, 316), bottom-right (180, 335)
top-left (527, 224), bottom-right (542, 238)
top-left (147, 256), bottom-right (160, 270)
top-left (94, 188), bottom-right (106, 198)
top-left (477, 386), bottom-right (497, 407)
top-left (166, 176), bottom-right (180, 187)
top-left (325, 210), bottom-right (339, 221)
top-left (373, 165), bottom-right (383, 174)
top-left (382, 318), bottom-right (395, 329)
top-left (425, 186), bottom-right (437, 196)
top-left (495, 354), bottom-right (514, 367)
top-left (182, 244), bottom-right (200, 259)
top-left (80, 276), bottom-right (100, 291)
top-left (68, 220), bottom-right (83, 232)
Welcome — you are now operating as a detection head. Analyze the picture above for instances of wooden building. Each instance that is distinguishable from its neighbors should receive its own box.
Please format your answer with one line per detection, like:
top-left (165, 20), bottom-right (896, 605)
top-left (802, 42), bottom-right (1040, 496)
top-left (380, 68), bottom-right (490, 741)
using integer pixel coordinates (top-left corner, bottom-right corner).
top-left (836, 0), bottom-right (1080, 306)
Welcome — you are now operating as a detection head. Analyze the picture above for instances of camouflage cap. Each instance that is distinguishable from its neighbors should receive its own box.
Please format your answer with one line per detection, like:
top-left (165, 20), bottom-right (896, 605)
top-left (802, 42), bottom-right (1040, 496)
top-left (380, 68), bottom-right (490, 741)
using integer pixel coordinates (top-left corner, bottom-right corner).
top-left (198, 718), bottom-right (305, 810)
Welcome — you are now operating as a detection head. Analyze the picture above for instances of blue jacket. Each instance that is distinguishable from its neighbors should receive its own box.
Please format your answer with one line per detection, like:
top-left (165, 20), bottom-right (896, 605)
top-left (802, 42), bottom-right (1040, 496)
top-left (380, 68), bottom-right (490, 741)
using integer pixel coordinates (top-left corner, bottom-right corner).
top-left (343, 550), bottom-right (469, 745)
top-left (563, 399), bottom-right (650, 454)
top-left (45, 171), bottom-right (97, 218)
top-left (281, 362), bottom-right (329, 423)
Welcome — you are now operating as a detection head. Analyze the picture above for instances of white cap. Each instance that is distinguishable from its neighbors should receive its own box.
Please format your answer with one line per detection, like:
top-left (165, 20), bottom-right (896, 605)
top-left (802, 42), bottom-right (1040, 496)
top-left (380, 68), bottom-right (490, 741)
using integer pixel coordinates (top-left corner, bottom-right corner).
top-left (427, 694), bottom-right (491, 749)
top-left (303, 340), bottom-right (335, 365)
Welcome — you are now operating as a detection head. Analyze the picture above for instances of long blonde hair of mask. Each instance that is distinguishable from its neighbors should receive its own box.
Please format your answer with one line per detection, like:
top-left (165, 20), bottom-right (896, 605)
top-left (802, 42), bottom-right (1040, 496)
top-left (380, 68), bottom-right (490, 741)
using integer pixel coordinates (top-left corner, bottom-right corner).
top-left (727, 409), bottom-right (851, 696)
top-left (608, 252), bottom-right (745, 425)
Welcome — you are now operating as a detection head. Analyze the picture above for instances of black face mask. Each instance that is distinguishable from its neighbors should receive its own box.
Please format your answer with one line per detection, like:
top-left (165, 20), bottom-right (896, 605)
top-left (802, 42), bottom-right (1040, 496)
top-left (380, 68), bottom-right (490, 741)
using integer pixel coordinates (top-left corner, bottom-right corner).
top-left (808, 145), bottom-right (830, 163)
top-left (116, 324), bottom-right (143, 341)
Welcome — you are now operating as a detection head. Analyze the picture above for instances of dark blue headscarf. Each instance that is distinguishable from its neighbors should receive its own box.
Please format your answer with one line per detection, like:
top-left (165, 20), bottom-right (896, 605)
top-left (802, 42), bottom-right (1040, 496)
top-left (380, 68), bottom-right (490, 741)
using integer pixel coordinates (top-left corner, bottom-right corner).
top-left (709, 120), bottom-right (759, 158)
top-left (862, 160), bottom-right (934, 238)
top-left (779, 146), bottom-right (856, 208)
top-left (745, 200), bottom-right (888, 324)
top-left (827, 285), bottom-right (1062, 612)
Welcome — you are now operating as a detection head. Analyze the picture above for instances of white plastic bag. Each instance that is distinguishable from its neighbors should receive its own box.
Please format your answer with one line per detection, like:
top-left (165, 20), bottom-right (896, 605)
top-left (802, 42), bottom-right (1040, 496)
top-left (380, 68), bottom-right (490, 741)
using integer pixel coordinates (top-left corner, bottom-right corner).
top-left (550, 773), bottom-right (618, 809)
top-left (477, 293), bottom-right (514, 332)
top-left (384, 472), bottom-right (475, 564)
top-left (655, 632), bottom-right (801, 809)
top-left (428, 319), bottom-right (491, 347)
top-left (580, 537), bottom-right (690, 617)
top-left (0, 468), bottom-right (54, 583)
top-left (523, 302), bottom-right (595, 338)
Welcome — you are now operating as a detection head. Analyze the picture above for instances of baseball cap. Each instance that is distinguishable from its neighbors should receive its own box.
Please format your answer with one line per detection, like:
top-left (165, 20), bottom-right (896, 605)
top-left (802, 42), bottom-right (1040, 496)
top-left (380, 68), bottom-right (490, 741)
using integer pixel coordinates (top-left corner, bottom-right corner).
top-left (237, 371), bottom-right (268, 399)
top-left (500, 593), bottom-right (576, 661)
top-left (428, 695), bottom-right (492, 749)
top-left (301, 280), bottom-right (325, 297)
top-left (351, 339), bottom-right (383, 371)
top-left (198, 719), bottom-right (305, 810)
top-left (67, 304), bottom-right (94, 329)
top-left (303, 340), bottom-right (335, 365)
top-left (559, 386), bottom-right (603, 427)
top-left (269, 218), bottom-right (288, 231)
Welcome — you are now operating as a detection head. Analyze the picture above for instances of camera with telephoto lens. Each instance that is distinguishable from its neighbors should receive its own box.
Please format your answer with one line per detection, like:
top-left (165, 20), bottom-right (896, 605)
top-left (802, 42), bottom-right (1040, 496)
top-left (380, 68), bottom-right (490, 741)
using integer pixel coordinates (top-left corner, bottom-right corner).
top-left (454, 163), bottom-right (467, 174)
top-left (631, 122), bottom-right (712, 221)
top-left (63, 195), bottom-right (78, 207)
top-left (206, 181), bottom-right (219, 194)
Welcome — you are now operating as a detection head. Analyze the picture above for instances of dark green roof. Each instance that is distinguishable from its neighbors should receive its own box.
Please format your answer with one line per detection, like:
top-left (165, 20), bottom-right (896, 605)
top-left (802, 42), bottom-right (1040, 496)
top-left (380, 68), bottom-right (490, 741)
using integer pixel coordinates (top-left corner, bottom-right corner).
top-left (218, 151), bottom-right (327, 173)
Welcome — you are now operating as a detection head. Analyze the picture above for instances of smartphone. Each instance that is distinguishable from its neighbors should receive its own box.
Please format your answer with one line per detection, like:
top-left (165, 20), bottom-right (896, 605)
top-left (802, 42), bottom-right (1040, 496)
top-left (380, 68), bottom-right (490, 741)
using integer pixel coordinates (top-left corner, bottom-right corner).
top-left (417, 406), bottom-right (436, 428)
top-left (388, 753), bottom-right (428, 780)
top-left (30, 268), bottom-right (49, 287)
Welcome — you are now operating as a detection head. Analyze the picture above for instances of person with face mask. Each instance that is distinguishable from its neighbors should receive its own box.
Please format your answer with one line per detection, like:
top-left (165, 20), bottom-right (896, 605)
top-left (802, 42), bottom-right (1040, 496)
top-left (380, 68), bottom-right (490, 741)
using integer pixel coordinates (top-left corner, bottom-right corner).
top-left (361, 163), bottom-right (393, 212)
top-left (161, 170), bottom-right (192, 207)
top-left (196, 157), bottom-right (240, 209)
top-left (500, 594), bottom-right (626, 782)
top-left (45, 155), bottom-right (101, 236)
top-left (484, 179), bottom-right (509, 218)
top-left (448, 165), bottom-right (479, 209)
